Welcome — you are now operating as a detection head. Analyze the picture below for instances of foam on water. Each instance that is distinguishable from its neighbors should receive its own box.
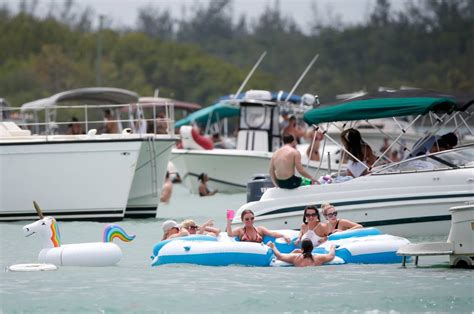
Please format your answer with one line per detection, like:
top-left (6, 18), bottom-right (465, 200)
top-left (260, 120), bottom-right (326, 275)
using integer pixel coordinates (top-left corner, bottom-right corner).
top-left (1, 185), bottom-right (472, 312)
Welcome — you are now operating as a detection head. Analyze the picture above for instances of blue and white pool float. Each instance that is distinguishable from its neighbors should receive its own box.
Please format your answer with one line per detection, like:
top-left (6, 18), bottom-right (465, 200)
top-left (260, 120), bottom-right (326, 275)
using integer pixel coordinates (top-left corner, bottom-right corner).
top-left (150, 228), bottom-right (410, 267)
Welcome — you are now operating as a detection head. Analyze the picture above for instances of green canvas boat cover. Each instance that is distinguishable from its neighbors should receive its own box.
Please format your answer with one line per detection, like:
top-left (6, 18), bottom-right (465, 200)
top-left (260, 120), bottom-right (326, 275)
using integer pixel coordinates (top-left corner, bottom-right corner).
top-left (304, 93), bottom-right (458, 125)
top-left (175, 102), bottom-right (240, 128)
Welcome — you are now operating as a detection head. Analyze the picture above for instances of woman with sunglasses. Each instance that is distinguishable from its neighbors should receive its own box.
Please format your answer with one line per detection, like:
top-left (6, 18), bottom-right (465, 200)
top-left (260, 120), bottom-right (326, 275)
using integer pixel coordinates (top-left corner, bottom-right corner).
top-left (322, 203), bottom-right (362, 234)
top-left (181, 219), bottom-right (221, 237)
top-left (294, 205), bottom-right (328, 247)
top-left (227, 209), bottom-right (291, 243)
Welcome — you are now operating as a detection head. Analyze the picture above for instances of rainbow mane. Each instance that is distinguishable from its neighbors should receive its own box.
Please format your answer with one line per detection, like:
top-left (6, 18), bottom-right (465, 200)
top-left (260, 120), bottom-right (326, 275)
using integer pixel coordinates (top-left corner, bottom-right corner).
top-left (50, 218), bottom-right (61, 247)
top-left (103, 224), bottom-right (135, 243)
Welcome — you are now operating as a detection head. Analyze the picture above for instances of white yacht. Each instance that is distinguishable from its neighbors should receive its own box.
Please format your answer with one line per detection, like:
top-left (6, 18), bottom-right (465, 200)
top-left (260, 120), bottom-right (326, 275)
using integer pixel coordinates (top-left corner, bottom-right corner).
top-left (232, 89), bottom-right (474, 237)
top-left (1, 88), bottom-right (178, 221)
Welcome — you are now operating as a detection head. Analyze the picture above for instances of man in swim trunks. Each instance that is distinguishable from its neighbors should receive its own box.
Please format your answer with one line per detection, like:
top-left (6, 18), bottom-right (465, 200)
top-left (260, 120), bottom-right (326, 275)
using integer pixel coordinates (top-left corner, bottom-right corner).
top-left (269, 134), bottom-right (318, 189)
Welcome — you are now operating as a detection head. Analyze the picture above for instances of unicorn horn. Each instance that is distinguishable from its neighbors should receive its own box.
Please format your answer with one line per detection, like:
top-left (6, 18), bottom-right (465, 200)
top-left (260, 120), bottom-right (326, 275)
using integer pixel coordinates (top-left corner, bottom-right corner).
top-left (33, 201), bottom-right (44, 219)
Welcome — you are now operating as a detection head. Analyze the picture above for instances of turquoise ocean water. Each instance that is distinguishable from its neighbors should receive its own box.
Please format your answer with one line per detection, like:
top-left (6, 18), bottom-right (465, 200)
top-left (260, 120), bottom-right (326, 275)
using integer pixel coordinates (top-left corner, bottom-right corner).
top-left (1, 184), bottom-right (472, 313)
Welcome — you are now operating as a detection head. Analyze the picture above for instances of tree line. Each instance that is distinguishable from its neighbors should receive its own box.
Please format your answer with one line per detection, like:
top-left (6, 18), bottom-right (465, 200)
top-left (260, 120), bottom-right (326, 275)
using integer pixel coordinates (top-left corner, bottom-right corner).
top-left (0, 0), bottom-right (472, 108)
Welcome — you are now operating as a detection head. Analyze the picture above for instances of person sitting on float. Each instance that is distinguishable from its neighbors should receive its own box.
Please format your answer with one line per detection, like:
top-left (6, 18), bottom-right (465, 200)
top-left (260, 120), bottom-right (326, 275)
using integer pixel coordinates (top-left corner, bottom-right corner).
top-left (321, 203), bottom-right (362, 234)
top-left (181, 219), bottom-right (221, 237)
top-left (226, 209), bottom-right (291, 244)
top-left (198, 173), bottom-right (218, 197)
top-left (294, 205), bottom-right (328, 248)
top-left (340, 128), bottom-right (378, 178)
top-left (267, 239), bottom-right (336, 267)
top-left (161, 220), bottom-right (189, 241)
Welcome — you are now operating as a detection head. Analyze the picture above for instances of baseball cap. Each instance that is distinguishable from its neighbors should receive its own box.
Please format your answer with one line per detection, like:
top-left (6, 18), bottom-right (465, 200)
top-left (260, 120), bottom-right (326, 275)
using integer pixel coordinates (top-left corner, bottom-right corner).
top-left (162, 220), bottom-right (180, 232)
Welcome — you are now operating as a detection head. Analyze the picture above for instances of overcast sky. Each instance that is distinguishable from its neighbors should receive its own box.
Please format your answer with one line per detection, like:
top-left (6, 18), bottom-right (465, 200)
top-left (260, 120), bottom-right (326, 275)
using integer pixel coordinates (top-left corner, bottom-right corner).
top-left (1, 0), bottom-right (410, 31)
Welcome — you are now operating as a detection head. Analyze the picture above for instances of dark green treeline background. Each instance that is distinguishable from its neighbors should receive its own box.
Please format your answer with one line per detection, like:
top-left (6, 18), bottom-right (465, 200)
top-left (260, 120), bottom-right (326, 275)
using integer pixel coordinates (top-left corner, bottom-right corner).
top-left (1, 0), bottom-right (472, 107)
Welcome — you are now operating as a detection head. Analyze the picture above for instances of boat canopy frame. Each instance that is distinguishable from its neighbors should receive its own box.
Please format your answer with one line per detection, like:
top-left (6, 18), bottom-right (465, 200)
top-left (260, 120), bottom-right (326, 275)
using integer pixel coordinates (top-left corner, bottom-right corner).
top-left (303, 90), bottom-right (473, 178)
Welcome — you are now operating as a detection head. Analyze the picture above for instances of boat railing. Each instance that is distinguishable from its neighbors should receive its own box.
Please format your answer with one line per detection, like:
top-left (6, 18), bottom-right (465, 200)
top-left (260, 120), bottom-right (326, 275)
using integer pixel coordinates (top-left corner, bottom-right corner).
top-left (1, 102), bottom-right (177, 137)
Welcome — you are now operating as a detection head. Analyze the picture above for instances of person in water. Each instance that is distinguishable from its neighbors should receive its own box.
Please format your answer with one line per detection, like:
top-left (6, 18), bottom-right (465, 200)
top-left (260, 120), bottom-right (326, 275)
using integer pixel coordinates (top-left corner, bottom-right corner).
top-left (198, 173), bottom-right (218, 197)
top-left (181, 219), bottom-right (220, 237)
top-left (269, 134), bottom-right (318, 189)
top-left (322, 203), bottom-right (362, 234)
top-left (294, 205), bottom-right (328, 248)
top-left (161, 220), bottom-right (189, 241)
top-left (226, 209), bottom-right (291, 243)
top-left (268, 239), bottom-right (336, 267)
top-left (160, 171), bottom-right (173, 203)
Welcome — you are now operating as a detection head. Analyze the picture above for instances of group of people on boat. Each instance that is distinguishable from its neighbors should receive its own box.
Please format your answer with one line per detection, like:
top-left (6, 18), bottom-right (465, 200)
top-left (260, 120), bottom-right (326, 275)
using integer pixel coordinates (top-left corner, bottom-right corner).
top-left (160, 203), bottom-right (362, 267)
top-left (270, 124), bottom-right (460, 190)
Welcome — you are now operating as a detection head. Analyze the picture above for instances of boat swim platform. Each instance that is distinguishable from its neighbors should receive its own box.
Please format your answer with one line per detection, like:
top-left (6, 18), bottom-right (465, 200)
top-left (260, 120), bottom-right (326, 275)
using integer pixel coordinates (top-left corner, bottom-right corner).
top-left (397, 242), bottom-right (455, 267)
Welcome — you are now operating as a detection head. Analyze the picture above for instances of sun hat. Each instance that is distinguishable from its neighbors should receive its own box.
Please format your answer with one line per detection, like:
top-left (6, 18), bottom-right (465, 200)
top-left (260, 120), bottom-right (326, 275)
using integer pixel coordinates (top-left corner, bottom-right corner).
top-left (162, 220), bottom-right (180, 233)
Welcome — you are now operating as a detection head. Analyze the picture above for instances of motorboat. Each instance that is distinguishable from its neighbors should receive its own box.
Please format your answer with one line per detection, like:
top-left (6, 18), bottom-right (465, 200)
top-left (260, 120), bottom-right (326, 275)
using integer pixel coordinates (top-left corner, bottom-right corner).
top-left (0, 88), bottom-right (178, 221)
top-left (170, 90), bottom-right (332, 194)
top-left (232, 90), bottom-right (474, 237)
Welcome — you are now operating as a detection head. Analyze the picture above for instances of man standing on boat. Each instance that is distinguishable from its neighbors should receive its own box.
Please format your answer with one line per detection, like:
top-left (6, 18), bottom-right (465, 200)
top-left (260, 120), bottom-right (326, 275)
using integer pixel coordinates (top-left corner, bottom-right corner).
top-left (269, 134), bottom-right (318, 189)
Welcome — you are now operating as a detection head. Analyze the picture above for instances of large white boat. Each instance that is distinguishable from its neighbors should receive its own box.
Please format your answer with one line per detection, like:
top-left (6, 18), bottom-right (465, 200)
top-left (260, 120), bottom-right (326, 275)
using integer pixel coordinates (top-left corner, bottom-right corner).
top-left (171, 90), bottom-right (337, 194)
top-left (232, 90), bottom-right (474, 237)
top-left (0, 121), bottom-right (141, 221)
top-left (1, 88), bottom-right (179, 221)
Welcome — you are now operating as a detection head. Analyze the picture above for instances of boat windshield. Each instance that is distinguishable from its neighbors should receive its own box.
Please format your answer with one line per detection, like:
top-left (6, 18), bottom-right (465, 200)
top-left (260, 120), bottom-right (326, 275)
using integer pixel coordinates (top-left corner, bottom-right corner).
top-left (373, 146), bottom-right (474, 174)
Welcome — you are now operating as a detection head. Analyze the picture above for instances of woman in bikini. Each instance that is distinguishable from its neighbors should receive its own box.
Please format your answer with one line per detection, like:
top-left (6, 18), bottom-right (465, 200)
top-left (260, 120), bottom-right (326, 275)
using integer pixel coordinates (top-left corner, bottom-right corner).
top-left (226, 209), bottom-right (291, 243)
top-left (294, 205), bottom-right (328, 249)
top-left (322, 203), bottom-right (362, 234)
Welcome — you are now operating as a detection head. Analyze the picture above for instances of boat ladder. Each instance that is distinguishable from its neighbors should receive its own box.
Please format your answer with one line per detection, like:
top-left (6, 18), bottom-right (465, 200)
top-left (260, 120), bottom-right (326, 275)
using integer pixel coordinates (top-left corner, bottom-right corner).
top-left (147, 136), bottom-right (158, 197)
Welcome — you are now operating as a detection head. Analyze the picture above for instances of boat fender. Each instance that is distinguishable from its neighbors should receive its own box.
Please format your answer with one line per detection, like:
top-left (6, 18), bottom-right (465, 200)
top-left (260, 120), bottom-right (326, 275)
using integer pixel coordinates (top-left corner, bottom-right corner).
top-left (191, 128), bottom-right (214, 150)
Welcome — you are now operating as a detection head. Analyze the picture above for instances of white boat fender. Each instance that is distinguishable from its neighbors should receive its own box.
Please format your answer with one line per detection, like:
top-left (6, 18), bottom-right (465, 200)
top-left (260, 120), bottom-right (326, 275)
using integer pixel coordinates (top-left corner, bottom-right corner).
top-left (8, 263), bottom-right (58, 272)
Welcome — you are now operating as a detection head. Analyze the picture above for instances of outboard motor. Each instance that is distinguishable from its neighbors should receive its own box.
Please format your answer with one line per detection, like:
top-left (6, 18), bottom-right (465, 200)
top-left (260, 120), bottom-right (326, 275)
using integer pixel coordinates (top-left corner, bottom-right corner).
top-left (246, 174), bottom-right (274, 202)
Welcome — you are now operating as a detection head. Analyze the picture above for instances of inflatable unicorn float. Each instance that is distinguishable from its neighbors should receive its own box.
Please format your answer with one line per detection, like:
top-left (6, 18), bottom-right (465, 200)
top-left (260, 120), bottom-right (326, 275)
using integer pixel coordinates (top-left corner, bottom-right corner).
top-left (23, 202), bottom-right (135, 267)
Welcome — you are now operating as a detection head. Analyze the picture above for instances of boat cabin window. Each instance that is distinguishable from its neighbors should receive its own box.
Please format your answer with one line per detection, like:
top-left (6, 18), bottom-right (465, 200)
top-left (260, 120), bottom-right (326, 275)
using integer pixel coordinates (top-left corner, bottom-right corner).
top-left (240, 105), bottom-right (272, 130)
top-left (373, 146), bottom-right (474, 174)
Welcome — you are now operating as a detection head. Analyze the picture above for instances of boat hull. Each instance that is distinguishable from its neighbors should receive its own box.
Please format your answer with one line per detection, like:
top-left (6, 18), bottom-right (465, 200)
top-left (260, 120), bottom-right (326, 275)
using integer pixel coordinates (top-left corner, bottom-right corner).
top-left (125, 137), bottom-right (177, 218)
top-left (0, 139), bottom-right (141, 221)
top-left (232, 167), bottom-right (474, 237)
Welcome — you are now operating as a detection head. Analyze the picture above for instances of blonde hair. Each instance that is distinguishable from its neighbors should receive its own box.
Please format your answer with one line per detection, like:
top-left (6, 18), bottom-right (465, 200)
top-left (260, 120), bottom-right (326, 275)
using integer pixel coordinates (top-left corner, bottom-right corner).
top-left (321, 202), bottom-right (335, 215)
top-left (181, 219), bottom-right (197, 229)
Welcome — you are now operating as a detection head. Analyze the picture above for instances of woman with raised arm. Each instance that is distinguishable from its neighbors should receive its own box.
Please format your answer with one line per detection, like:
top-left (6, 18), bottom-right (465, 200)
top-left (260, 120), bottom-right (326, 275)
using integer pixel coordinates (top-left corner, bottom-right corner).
top-left (226, 209), bottom-right (291, 244)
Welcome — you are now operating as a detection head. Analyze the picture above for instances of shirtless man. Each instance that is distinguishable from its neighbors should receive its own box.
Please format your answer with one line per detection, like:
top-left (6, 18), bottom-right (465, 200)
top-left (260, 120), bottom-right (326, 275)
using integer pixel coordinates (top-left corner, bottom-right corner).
top-left (268, 240), bottom-right (335, 267)
top-left (270, 134), bottom-right (317, 189)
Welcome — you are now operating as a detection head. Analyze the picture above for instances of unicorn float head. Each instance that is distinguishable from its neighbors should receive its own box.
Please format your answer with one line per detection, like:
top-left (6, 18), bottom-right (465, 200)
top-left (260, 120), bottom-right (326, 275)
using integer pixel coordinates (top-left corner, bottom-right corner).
top-left (22, 201), bottom-right (135, 267)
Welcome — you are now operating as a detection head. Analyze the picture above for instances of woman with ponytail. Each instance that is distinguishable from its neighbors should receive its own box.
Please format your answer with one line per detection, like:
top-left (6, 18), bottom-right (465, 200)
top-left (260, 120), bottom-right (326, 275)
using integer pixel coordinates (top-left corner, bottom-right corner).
top-left (267, 239), bottom-right (335, 267)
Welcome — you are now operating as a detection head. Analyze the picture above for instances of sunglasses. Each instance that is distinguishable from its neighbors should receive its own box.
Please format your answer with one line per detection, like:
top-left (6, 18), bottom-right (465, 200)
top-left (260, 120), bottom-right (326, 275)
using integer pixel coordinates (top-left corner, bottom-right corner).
top-left (244, 217), bottom-right (255, 221)
top-left (305, 213), bottom-right (317, 217)
top-left (188, 226), bottom-right (198, 230)
top-left (326, 211), bottom-right (338, 218)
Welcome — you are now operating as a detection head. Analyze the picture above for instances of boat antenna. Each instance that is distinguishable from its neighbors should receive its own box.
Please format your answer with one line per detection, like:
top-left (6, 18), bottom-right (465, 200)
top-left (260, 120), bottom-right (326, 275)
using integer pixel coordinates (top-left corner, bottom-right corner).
top-left (285, 53), bottom-right (319, 102)
top-left (232, 51), bottom-right (267, 99)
